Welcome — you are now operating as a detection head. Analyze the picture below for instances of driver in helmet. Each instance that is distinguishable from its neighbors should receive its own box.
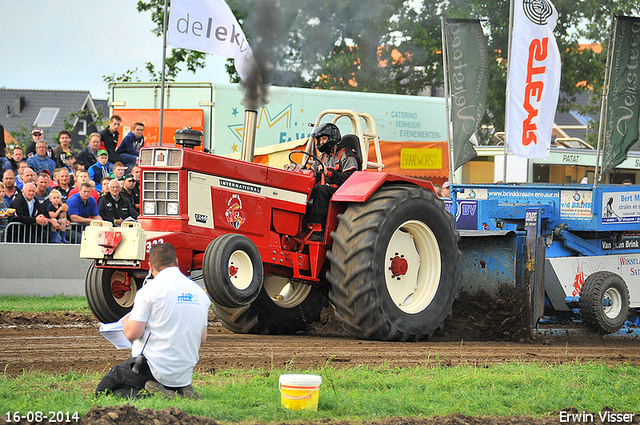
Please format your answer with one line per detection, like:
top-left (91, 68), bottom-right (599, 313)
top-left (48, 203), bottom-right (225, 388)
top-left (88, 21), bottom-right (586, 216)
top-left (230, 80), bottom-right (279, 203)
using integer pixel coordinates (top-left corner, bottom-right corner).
top-left (307, 123), bottom-right (358, 241)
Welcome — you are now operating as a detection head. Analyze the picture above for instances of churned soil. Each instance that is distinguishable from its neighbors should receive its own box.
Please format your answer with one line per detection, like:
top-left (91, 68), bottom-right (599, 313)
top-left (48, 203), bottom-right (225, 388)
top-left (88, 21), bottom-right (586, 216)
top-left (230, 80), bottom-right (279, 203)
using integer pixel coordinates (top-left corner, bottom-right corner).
top-left (1, 305), bottom-right (639, 424)
top-left (2, 405), bottom-right (640, 425)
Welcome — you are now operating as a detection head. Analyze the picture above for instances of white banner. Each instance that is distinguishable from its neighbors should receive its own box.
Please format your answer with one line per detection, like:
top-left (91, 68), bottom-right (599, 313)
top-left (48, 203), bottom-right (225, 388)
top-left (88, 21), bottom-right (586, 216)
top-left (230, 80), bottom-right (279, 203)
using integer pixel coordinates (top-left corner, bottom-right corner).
top-left (167, 0), bottom-right (254, 81)
top-left (505, 0), bottom-right (561, 159)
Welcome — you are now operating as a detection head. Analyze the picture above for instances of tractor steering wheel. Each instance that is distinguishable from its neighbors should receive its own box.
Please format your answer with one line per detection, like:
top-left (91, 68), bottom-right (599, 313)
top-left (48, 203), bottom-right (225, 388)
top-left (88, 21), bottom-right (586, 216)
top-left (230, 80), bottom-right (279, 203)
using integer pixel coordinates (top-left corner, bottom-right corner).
top-left (288, 150), bottom-right (323, 170)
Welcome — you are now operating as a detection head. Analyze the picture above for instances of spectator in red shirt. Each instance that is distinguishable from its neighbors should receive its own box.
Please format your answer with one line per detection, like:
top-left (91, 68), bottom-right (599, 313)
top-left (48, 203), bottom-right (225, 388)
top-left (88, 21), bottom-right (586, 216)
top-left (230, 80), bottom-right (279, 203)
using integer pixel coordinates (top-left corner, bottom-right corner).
top-left (68, 170), bottom-right (99, 202)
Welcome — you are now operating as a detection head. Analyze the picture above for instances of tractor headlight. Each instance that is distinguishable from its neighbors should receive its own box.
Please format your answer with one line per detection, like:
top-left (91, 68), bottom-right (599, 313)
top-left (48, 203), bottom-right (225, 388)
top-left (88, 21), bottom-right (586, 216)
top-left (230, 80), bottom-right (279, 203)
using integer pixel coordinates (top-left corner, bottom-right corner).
top-left (167, 202), bottom-right (179, 215)
top-left (143, 201), bottom-right (156, 215)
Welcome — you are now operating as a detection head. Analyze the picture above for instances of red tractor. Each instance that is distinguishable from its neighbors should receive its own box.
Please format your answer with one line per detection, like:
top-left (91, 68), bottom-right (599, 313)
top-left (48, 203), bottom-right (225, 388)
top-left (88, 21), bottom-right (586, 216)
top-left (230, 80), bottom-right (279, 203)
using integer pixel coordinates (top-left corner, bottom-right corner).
top-left (80, 110), bottom-right (460, 341)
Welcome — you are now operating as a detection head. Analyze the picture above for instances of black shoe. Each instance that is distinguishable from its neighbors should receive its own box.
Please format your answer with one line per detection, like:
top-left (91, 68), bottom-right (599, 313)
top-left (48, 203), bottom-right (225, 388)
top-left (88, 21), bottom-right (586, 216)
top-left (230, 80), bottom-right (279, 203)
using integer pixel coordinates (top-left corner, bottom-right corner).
top-left (145, 380), bottom-right (177, 398)
top-left (178, 384), bottom-right (201, 399)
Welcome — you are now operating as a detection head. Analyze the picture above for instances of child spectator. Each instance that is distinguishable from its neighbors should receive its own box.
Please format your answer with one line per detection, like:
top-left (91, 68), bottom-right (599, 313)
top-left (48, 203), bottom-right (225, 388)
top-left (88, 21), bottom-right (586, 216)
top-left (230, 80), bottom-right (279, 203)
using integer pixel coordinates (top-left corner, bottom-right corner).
top-left (48, 168), bottom-right (61, 188)
top-left (116, 122), bottom-right (144, 168)
top-left (46, 189), bottom-right (70, 243)
top-left (100, 177), bottom-right (113, 197)
top-left (111, 161), bottom-right (126, 181)
top-left (64, 152), bottom-right (76, 182)
top-left (88, 150), bottom-right (113, 192)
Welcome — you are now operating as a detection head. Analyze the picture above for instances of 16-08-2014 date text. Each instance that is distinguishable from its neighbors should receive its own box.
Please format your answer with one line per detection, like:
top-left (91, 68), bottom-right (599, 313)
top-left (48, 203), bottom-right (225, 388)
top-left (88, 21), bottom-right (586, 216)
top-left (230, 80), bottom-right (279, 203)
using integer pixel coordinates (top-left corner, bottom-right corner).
top-left (5, 411), bottom-right (80, 423)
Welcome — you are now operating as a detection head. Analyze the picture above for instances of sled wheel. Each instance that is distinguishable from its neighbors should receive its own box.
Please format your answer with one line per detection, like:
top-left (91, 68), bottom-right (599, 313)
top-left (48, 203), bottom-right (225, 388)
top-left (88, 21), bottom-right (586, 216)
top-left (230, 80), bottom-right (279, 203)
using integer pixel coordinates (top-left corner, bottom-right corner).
top-left (212, 275), bottom-right (328, 334)
top-left (580, 271), bottom-right (629, 334)
top-left (327, 184), bottom-right (461, 341)
top-left (85, 263), bottom-right (139, 323)
top-left (203, 233), bottom-right (263, 308)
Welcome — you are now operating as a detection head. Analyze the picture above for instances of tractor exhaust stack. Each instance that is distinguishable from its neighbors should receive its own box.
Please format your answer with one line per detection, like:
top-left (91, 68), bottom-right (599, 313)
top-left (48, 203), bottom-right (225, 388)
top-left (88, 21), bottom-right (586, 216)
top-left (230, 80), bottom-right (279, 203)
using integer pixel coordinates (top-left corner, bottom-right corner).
top-left (241, 109), bottom-right (258, 162)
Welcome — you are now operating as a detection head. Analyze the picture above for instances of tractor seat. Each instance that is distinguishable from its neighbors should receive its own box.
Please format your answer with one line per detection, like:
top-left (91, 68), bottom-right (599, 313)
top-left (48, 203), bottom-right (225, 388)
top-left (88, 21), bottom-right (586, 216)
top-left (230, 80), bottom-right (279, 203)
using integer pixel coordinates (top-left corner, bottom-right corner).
top-left (338, 134), bottom-right (363, 170)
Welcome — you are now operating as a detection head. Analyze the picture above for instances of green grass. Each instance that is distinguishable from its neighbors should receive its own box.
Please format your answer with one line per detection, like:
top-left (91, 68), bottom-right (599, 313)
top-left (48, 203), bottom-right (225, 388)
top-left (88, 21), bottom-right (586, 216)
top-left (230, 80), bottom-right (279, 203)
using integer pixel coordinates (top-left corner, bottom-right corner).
top-left (0, 295), bottom-right (90, 313)
top-left (1, 362), bottom-right (639, 423)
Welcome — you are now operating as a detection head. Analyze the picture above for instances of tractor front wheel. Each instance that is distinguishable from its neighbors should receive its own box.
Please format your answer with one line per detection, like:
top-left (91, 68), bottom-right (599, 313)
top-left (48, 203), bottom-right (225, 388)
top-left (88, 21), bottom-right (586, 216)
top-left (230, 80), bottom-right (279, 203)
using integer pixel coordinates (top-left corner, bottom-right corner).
top-left (212, 275), bottom-right (327, 334)
top-left (580, 271), bottom-right (629, 334)
top-left (327, 185), bottom-right (461, 341)
top-left (85, 264), bottom-right (139, 323)
top-left (203, 233), bottom-right (264, 308)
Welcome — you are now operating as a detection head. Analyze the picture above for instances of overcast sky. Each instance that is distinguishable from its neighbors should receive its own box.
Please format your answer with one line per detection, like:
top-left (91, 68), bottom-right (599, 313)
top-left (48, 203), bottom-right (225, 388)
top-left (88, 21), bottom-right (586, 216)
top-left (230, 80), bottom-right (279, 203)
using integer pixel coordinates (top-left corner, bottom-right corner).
top-left (1, 0), bottom-right (229, 100)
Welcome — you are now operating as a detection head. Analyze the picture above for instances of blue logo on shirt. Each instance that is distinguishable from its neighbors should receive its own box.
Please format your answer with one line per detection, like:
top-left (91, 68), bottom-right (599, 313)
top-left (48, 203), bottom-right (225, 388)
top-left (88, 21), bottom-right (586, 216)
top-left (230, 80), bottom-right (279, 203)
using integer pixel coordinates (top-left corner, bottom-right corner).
top-left (177, 292), bottom-right (199, 303)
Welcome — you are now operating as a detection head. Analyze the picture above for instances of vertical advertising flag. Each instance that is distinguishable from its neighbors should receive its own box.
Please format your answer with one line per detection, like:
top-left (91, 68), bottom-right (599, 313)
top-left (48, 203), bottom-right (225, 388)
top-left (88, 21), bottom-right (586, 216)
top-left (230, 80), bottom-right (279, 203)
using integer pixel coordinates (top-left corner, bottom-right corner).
top-left (444, 19), bottom-right (489, 170)
top-left (601, 15), bottom-right (640, 174)
top-left (505, 0), bottom-right (561, 159)
top-left (167, 0), bottom-right (254, 81)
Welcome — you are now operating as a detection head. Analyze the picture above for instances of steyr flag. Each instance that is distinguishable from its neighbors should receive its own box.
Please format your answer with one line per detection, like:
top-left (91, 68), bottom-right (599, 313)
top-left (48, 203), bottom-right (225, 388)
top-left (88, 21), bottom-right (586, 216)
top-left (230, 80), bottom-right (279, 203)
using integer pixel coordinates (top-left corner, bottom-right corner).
top-left (168, 0), bottom-right (254, 81)
top-left (505, 0), bottom-right (561, 159)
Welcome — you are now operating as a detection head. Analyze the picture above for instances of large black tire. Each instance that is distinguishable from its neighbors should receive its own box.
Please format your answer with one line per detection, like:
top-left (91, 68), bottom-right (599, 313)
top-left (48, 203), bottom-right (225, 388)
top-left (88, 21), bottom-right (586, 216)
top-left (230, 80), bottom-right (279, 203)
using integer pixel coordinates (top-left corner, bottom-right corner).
top-left (85, 264), bottom-right (140, 323)
top-left (203, 234), bottom-right (263, 308)
top-left (580, 271), bottom-right (629, 334)
top-left (327, 185), bottom-right (461, 341)
top-left (212, 275), bottom-right (328, 334)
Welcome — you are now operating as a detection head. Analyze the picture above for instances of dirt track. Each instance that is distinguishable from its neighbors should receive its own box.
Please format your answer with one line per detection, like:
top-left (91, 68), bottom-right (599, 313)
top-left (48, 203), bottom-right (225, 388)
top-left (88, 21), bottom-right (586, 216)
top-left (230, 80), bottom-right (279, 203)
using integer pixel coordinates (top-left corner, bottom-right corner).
top-left (1, 311), bottom-right (639, 375)
top-left (2, 311), bottom-right (640, 425)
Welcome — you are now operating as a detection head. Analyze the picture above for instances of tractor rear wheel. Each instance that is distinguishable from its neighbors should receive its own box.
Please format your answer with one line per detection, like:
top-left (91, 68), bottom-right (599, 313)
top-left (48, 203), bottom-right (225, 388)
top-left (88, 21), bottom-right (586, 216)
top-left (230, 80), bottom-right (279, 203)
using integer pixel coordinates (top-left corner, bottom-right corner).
top-left (580, 271), bottom-right (629, 334)
top-left (327, 185), bottom-right (461, 341)
top-left (212, 275), bottom-right (328, 334)
top-left (85, 264), bottom-right (139, 323)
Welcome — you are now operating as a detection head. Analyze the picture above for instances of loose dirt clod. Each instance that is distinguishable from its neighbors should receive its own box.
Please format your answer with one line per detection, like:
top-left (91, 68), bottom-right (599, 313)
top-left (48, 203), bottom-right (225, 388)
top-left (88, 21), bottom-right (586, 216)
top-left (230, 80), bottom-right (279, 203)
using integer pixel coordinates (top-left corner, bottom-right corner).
top-left (81, 405), bottom-right (219, 425)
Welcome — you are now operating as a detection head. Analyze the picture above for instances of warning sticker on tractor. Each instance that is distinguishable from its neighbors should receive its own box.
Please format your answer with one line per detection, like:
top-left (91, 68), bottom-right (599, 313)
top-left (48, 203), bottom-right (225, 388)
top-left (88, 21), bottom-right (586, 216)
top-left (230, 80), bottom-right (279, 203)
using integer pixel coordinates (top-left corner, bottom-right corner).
top-left (560, 190), bottom-right (592, 220)
top-left (602, 191), bottom-right (640, 224)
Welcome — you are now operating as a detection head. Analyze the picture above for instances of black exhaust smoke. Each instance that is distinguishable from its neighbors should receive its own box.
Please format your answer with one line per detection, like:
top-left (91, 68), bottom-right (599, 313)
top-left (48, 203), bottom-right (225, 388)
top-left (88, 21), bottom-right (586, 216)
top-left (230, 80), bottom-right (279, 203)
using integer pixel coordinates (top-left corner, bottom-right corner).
top-left (240, 0), bottom-right (282, 110)
top-left (238, 0), bottom-right (282, 160)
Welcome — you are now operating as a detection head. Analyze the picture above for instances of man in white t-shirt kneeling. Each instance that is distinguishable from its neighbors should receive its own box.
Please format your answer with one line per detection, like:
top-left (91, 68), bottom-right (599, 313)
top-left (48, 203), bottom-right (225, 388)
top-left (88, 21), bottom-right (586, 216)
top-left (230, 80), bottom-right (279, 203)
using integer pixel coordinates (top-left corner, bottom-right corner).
top-left (95, 243), bottom-right (211, 399)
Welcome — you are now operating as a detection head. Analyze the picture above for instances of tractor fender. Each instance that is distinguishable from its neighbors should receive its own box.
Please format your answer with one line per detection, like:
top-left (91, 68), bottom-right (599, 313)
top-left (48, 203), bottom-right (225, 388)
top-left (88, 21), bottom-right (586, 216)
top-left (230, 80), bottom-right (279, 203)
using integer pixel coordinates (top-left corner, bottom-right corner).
top-left (331, 171), bottom-right (436, 203)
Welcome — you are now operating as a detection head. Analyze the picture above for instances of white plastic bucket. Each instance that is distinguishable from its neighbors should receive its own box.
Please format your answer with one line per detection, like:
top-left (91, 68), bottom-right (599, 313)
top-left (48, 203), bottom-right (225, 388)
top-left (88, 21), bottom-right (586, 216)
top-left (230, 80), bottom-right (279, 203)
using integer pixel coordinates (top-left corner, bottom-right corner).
top-left (279, 374), bottom-right (322, 411)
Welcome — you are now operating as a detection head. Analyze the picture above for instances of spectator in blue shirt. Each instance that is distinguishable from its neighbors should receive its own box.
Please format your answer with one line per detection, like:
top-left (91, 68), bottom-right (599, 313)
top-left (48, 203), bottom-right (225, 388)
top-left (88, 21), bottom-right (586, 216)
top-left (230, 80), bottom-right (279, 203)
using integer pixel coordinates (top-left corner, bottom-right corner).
top-left (27, 141), bottom-right (56, 176)
top-left (67, 182), bottom-right (102, 243)
top-left (116, 122), bottom-right (144, 169)
top-left (88, 150), bottom-right (113, 192)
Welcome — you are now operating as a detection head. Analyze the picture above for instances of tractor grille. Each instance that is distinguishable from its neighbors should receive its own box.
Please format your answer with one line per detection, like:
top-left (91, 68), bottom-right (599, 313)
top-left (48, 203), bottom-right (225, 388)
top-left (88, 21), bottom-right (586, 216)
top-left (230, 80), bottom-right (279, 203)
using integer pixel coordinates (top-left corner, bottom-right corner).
top-left (142, 171), bottom-right (180, 216)
top-left (139, 148), bottom-right (182, 167)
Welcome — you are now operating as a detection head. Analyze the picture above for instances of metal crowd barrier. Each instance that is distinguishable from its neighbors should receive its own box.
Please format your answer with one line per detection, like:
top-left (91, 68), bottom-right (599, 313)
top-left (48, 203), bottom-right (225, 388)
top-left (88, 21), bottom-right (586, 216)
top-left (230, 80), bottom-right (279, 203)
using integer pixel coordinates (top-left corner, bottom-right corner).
top-left (0, 222), bottom-right (87, 244)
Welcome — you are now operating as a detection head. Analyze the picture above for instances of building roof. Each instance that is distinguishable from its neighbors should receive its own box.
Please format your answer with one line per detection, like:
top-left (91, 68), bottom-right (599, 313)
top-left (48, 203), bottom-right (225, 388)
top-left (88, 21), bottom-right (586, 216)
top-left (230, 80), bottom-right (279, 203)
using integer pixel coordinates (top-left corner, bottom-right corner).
top-left (553, 91), bottom-right (600, 141)
top-left (0, 88), bottom-right (105, 143)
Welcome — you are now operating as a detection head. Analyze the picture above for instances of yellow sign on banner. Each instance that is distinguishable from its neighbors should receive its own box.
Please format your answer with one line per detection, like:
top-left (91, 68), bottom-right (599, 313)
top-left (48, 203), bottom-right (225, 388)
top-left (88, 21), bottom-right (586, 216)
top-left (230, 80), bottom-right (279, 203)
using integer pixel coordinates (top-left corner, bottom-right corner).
top-left (400, 148), bottom-right (443, 169)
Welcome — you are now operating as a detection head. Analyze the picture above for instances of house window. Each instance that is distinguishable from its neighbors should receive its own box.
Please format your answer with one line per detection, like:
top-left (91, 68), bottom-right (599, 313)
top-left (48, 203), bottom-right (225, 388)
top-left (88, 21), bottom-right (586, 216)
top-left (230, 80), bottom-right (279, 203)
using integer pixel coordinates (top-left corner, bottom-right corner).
top-left (78, 119), bottom-right (87, 136)
top-left (34, 107), bottom-right (60, 127)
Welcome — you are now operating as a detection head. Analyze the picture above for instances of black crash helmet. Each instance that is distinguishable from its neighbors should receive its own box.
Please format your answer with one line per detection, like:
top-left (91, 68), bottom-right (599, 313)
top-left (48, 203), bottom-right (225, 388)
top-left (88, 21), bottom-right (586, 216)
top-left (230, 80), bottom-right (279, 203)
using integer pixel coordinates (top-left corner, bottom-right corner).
top-left (313, 123), bottom-right (341, 153)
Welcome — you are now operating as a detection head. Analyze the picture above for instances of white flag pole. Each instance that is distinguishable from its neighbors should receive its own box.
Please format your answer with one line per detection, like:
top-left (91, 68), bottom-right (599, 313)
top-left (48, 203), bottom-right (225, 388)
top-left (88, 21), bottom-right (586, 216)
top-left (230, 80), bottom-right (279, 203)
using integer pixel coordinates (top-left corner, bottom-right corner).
top-left (503, 0), bottom-right (515, 183)
top-left (440, 17), bottom-right (455, 185)
top-left (594, 14), bottom-right (617, 185)
top-left (159, 0), bottom-right (169, 146)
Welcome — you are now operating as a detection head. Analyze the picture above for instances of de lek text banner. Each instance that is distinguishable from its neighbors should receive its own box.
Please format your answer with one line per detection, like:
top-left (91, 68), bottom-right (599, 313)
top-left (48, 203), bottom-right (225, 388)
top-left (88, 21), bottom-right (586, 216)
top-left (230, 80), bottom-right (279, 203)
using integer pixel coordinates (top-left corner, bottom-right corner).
top-left (167, 0), bottom-right (254, 82)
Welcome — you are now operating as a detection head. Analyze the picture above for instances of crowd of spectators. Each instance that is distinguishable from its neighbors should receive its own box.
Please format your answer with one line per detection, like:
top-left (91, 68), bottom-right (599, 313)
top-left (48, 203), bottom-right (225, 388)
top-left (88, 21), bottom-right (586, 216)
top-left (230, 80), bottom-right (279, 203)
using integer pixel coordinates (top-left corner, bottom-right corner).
top-left (0, 116), bottom-right (143, 243)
